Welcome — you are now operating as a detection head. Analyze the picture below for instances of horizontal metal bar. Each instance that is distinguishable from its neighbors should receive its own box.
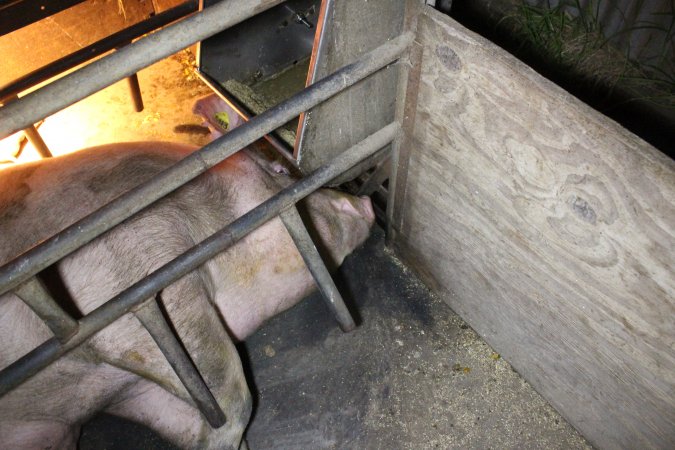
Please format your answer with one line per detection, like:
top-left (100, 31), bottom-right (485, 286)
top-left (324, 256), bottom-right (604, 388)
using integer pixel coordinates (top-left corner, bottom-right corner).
top-left (0, 32), bottom-right (413, 297)
top-left (135, 298), bottom-right (226, 427)
top-left (14, 277), bottom-right (78, 341)
top-left (0, 121), bottom-right (399, 398)
top-left (0, 0), bottom-right (199, 101)
top-left (0, 95), bottom-right (52, 158)
top-left (0, 0), bottom-right (286, 139)
top-left (280, 206), bottom-right (356, 332)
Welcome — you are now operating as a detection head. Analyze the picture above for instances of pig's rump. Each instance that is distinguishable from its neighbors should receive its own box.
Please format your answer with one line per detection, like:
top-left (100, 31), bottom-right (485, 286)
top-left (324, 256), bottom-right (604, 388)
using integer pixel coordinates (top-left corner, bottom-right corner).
top-left (0, 141), bottom-right (374, 449)
top-left (0, 142), bottom-right (258, 449)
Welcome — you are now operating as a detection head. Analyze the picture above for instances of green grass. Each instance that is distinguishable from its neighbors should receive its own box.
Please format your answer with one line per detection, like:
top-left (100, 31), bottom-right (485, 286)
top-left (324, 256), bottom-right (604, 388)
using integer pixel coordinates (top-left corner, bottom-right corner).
top-left (501, 0), bottom-right (674, 109)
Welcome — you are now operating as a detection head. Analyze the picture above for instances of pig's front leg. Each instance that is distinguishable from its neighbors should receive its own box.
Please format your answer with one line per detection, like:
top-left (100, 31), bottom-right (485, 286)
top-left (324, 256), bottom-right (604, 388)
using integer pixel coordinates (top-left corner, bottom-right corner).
top-left (104, 272), bottom-right (251, 450)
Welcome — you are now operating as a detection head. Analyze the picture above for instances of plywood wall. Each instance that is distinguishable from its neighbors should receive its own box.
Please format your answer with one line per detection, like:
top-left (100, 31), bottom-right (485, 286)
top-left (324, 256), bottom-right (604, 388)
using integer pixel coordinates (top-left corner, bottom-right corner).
top-left (390, 7), bottom-right (675, 449)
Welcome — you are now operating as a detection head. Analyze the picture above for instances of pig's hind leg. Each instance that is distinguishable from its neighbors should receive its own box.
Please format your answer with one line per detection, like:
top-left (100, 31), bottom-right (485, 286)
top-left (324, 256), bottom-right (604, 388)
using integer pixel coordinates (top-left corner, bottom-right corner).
top-left (104, 273), bottom-right (251, 450)
top-left (104, 364), bottom-right (248, 450)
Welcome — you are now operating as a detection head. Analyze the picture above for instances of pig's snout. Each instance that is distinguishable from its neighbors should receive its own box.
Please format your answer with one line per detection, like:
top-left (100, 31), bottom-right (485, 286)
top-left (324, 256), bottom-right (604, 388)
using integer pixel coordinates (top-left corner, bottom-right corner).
top-left (358, 196), bottom-right (376, 224)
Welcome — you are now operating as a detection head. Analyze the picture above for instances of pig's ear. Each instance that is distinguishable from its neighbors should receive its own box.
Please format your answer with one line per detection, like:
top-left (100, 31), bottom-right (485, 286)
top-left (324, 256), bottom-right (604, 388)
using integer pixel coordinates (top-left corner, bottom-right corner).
top-left (269, 161), bottom-right (291, 175)
top-left (334, 197), bottom-right (361, 217)
top-left (251, 153), bottom-right (295, 181)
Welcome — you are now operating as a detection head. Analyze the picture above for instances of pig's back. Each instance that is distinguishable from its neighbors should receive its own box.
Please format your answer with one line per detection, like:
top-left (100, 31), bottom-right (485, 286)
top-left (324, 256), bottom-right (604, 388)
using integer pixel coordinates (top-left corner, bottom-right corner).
top-left (0, 142), bottom-right (215, 265)
top-left (0, 142), bottom-right (256, 435)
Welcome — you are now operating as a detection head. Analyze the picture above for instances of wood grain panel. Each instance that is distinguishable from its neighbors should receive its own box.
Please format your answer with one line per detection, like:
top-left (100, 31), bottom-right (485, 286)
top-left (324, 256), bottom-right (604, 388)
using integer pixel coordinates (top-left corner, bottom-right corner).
top-left (294, 0), bottom-right (405, 178)
top-left (392, 7), bottom-right (675, 449)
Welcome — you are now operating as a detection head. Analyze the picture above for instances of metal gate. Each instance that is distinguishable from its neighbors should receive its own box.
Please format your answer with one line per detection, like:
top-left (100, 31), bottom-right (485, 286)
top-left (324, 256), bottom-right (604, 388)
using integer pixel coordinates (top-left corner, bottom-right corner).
top-left (0, 0), bottom-right (413, 427)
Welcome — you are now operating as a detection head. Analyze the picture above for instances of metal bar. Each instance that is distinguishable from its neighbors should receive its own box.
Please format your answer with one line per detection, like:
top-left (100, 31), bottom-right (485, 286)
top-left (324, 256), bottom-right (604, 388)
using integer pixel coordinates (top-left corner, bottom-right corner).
top-left (0, 122), bottom-right (399, 398)
top-left (22, 125), bottom-right (52, 158)
top-left (357, 156), bottom-right (391, 196)
top-left (279, 206), bottom-right (355, 332)
top-left (0, 32), bottom-right (413, 297)
top-left (126, 74), bottom-right (144, 112)
top-left (134, 298), bottom-right (226, 427)
top-left (0, 0), bottom-right (199, 101)
top-left (14, 277), bottom-right (78, 341)
top-left (0, 0), bottom-right (287, 140)
top-left (323, 141), bottom-right (391, 188)
top-left (0, 95), bottom-right (52, 158)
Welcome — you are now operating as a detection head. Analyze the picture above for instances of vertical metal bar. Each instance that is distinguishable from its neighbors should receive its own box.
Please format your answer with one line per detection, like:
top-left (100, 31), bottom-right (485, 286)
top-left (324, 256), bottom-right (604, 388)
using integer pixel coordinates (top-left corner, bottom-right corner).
top-left (126, 73), bottom-right (144, 112)
top-left (357, 156), bottom-right (391, 196)
top-left (279, 206), bottom-right (356, 332)
top-left (22, 125), bottom-right (52, 158)
top-left (14, 277), bottom-right (78, 341)
top-left (134, 298), bottom-right (226, 428)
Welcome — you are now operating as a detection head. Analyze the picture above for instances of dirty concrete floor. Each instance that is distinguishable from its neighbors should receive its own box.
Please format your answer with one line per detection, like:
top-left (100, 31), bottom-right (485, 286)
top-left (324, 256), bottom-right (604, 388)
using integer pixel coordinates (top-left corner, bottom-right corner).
top-left (242, 227), bottom-right (590, 449)
top-left (1, 46), bottom-right (590, 448)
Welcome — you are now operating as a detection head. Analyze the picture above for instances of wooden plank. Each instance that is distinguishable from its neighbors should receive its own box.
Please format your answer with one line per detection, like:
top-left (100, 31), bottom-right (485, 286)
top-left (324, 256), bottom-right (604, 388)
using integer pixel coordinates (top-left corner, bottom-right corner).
top-left (391, 7), bottom-right (675, 449)
top-left (294, 0), bottom-right (405, 180)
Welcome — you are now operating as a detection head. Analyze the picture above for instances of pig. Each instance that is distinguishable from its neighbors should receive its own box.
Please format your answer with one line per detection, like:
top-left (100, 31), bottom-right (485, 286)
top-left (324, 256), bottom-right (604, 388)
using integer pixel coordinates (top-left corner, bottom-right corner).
top-left (0, 141), bottom-right (374, 449)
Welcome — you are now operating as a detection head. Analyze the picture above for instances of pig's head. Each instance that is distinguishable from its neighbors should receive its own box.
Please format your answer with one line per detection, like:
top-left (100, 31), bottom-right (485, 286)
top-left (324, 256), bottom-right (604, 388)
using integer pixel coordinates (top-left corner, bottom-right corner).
top-left (211, 146), bottom-right (376, 340)
top-left (244, 146), bottom-right (375, 266)
top-left (299, 189), bottom-right (375, 270)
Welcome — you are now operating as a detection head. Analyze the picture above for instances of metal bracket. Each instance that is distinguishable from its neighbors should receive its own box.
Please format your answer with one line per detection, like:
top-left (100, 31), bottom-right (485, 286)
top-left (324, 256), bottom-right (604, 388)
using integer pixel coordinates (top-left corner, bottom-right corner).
top-left (14, 277), bottom-right (77, 341)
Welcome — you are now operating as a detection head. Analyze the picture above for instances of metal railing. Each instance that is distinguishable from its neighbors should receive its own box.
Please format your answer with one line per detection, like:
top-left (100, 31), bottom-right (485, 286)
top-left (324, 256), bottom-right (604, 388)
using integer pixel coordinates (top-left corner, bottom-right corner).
top-left (0, 1), bottom-right (199, 102)
top-left (0, 0), bottom-right (412, 427)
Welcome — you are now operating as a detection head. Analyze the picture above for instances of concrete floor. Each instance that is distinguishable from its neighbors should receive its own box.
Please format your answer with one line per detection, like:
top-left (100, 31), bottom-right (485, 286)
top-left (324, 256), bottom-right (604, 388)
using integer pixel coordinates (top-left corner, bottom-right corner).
top-left (2, 48), bottom-right (591, 448)
top-left (242, 227), bottom-right (590, 449)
